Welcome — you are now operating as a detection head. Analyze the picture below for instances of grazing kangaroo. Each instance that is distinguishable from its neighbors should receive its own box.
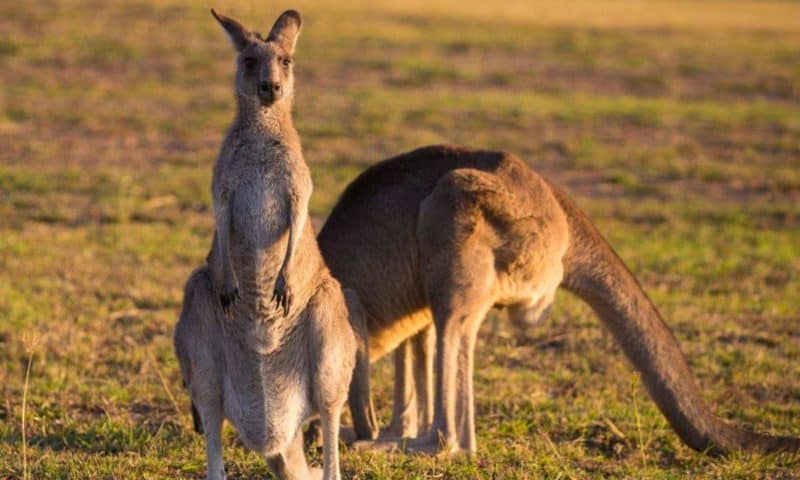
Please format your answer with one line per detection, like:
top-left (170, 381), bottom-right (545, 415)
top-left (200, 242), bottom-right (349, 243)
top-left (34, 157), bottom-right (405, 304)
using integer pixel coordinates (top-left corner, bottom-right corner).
top-left (174, 10), bottom-right (374, 480)
top-left (315, 145), bottom-right (800, 456)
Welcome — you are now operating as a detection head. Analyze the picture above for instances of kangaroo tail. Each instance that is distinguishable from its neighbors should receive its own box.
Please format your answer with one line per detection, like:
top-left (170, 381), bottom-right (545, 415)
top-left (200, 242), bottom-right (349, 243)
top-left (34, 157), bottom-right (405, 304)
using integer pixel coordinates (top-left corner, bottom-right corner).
top-left (547, 180), bottom-right (800, 455)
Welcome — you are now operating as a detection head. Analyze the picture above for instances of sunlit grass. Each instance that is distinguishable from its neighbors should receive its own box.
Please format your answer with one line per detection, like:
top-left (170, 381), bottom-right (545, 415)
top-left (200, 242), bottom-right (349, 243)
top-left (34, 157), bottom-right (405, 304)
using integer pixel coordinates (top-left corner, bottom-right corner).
top-left (1, 0), bottom-right (798, 477)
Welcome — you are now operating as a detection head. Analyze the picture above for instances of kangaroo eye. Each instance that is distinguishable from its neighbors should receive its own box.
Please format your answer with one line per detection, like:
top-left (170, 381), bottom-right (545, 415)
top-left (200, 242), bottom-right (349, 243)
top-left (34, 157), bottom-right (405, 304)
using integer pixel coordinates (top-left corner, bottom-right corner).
top-left (243, 57), bottom-right (257, 69)
top-left (281, 57), bottom-right (292, 68)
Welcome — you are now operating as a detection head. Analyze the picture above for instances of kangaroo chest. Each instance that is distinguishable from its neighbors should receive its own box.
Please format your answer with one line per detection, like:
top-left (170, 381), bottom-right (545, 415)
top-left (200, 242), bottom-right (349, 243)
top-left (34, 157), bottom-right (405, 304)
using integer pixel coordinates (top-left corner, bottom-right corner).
top-left (230, 164), bottom-right (290, 246)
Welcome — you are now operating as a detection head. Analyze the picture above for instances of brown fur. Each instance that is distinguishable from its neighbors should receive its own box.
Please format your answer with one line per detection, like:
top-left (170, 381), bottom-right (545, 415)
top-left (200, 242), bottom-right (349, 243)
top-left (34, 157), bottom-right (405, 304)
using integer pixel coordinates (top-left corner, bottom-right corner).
top-left (316, 145), bottom-right (800, 456)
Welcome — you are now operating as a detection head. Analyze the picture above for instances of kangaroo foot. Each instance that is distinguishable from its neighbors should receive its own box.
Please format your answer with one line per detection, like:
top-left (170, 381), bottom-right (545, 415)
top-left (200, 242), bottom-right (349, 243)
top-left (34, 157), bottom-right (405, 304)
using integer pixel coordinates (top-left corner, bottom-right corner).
top-left (350, 432), bottom-right (461, 456)
top-left (349, 436), bottom-right (405, 453)
top-left (382, 419), bottom-right (418, 439)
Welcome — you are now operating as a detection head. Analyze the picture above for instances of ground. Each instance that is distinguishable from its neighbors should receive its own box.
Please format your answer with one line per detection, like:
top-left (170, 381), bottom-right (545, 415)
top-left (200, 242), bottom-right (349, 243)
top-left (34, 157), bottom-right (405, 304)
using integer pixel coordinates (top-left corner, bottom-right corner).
top-left (1, 0), bottom-right (799, 478)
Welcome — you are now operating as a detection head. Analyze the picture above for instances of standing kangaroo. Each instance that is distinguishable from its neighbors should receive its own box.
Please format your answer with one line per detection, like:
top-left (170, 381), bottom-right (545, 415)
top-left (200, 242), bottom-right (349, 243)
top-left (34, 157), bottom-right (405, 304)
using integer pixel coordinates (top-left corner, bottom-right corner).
top-left (316, 145), bottom-right (800, 456)
top-left (174, 10), bottom-right (373, 480)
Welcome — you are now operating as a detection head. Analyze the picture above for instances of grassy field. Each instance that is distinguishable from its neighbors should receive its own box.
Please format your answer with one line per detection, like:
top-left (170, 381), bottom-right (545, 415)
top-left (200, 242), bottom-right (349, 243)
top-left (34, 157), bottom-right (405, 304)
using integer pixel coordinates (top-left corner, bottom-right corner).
top-left (1, 0), bottom-right (799, 477)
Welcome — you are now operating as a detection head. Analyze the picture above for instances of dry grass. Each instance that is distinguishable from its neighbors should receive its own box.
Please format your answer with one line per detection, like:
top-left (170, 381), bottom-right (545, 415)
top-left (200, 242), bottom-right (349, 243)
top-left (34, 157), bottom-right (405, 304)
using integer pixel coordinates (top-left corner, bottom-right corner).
top-left (1, 0), bottom-right (799, 478)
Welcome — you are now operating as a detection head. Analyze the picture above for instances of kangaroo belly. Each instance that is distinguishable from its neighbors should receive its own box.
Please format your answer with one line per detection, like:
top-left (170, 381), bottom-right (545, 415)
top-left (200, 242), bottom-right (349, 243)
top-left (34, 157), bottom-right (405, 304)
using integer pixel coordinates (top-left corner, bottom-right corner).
top-left (221, 347), bottom-right (310, 456)
top-left (368, 308), bottom-right (432, 360)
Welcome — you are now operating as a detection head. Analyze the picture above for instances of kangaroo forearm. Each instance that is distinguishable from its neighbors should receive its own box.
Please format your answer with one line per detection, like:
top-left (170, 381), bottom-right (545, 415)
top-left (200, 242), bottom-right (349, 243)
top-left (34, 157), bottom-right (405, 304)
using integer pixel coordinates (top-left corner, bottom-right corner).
top-left (207, 232), bottom-right (224, 288)
top-left (214, 196), bottom-right (237, 288)
top-left (278, 188), bottom-right (309, 276)
top-left (217, 230), bottom-right (236, 285)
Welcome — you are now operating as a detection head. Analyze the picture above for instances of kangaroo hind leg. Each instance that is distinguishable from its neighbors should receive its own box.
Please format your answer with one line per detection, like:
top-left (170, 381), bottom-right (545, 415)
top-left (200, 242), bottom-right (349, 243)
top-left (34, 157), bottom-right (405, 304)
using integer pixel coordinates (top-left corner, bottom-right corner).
top-left (174, 267), bottom-right (226, 479)
top-left (410, 170), bottom-right (499, 455)
top-left (386, 323), bottom-right (436, 438)
top-left (344, 288), bottom-right (379, 441)
top-left (413, 324), bottom-right (436, 436)
top-left (307, 279), bottom-right (356, 479)
top-left (386, 336), bottom-right (420, 438)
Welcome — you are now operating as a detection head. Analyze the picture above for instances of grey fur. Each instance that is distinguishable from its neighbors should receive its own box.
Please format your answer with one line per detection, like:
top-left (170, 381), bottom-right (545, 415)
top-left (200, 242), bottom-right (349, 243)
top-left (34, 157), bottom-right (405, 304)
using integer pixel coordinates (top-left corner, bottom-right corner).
top-left (174, 9), bottom-right (369, 480)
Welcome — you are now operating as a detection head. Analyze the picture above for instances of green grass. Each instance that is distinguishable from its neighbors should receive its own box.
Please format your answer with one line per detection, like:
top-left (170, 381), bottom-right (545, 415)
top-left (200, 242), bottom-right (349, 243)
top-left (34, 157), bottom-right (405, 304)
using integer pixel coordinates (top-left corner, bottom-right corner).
top-left (1, 0), bottom-right (799, 477)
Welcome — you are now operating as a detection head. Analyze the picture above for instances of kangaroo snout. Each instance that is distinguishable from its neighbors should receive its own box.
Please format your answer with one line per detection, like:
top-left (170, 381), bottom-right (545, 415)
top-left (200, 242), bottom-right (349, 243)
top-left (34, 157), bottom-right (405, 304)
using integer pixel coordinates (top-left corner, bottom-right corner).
top-left (259, 80), bottom-right (282, 103)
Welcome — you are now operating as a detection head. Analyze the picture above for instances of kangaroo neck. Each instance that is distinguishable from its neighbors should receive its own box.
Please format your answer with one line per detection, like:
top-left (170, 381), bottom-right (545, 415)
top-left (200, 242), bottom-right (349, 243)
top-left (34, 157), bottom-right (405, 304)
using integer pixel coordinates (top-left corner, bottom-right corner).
top-left (234, 96), bottom-right (299, 145)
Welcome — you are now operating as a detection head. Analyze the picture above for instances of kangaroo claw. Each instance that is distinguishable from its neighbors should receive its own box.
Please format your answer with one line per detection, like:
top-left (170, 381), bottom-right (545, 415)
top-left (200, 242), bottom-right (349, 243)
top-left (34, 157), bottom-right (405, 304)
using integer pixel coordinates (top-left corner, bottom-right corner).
top-left (220, 288), bottom-right (240, 317)
top-left (272, 274), bottom-right (292, 316)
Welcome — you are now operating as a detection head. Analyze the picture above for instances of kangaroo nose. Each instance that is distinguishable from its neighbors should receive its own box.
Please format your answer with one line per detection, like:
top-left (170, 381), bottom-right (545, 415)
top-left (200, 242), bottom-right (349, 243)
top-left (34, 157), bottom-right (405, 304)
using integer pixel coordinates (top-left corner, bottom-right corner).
top-left (260, 81), bottom-right (281, 94)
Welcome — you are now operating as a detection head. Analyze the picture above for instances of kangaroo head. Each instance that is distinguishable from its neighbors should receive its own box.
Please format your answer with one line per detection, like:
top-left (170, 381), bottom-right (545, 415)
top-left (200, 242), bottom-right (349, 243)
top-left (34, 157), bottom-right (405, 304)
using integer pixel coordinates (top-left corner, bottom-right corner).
top-left (211, 9), bottom-right (302, 108)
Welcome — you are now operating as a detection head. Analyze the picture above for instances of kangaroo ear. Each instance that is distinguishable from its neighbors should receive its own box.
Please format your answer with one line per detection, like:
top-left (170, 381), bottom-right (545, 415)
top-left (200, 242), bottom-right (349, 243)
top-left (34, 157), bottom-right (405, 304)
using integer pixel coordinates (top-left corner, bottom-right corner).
top-left (211, 9), bottom-right (252, 52)
top-left (267, 10), bottom-right (302, 55)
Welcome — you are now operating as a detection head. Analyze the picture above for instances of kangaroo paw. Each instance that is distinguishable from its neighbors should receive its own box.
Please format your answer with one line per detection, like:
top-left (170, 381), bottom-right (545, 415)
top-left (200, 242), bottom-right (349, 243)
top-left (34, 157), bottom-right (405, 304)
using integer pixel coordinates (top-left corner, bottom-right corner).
top-left (304, 419), bottom-right (323, 449)
top-left (272, 274), bottom-right (292, 316)
top-left (219, 287), bottom-right (239, 317)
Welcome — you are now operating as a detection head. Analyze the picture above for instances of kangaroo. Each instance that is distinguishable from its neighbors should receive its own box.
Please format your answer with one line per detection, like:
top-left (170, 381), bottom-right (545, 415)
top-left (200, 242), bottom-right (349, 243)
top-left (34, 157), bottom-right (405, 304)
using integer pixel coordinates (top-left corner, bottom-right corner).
top-left (173, 10), bottom-right (375, 480)
top-left (315, 145), bottom-right (800, 456)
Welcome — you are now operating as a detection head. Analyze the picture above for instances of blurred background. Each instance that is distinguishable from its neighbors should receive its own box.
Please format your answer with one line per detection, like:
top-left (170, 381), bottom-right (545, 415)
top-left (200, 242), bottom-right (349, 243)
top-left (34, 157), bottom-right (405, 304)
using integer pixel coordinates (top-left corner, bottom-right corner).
top-left (1, 0), bottom-right (798, 477)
